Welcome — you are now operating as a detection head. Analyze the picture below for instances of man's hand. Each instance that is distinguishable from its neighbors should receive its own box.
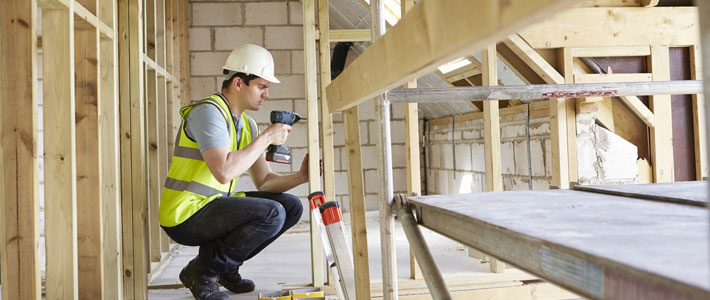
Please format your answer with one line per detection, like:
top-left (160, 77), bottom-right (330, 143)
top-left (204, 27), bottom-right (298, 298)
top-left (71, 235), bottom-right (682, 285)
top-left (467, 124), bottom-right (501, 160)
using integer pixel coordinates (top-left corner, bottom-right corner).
top-left (297, 154), bottom-right (324, 183)
top-left (263, 123), bottom-right (291, 145)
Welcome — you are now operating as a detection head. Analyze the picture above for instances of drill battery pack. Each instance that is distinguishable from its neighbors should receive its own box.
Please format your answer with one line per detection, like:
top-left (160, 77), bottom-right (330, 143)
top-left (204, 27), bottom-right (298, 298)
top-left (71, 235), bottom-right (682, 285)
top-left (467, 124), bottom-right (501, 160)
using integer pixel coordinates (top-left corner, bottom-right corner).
top-left (265, 145), bottom-right (292, 164)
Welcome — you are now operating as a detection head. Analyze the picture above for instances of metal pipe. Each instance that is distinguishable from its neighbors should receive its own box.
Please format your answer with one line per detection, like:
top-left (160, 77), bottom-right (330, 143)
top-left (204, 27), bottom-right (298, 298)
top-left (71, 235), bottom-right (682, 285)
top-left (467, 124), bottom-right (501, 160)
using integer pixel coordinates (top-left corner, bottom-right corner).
top-left (395, 195), bottom-right (452, 300)
top-left (384, 80), bottom-right (704, 104)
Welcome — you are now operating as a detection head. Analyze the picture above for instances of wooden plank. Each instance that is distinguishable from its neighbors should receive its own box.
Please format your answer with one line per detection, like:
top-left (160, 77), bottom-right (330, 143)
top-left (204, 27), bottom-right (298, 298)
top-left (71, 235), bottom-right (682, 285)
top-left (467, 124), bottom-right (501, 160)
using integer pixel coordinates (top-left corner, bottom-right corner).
top-left (317, 0), bottom-right (335, 221)
top-left (690, 45), bottom-right (706, 180)
top-left (400, 0), bottom-right (423, 282)
top-left (118, 0), bottom-right (148, 297)
top-left (328, 29), bottom-right (371, 42)
top-left (158, 76), bottom-right (169, 252)
top-left (145, 0), bottom-right (156, 60)
top-left (343, 106), bottom-right (372, 300)
top-left (572, 181), bottom-right (708, 207)
top-left (0, 1), bottom-right (41, 298)
top-left (648, 46), bottom-right (674, 183)
top-left (482, 45), bottom-right (505, 273)
top-left (301, 0), bottom-right (324, 287)
top-left (519, 7), bottom-right (699, 49)
top-left (325, 0), bottom-right (583, 113)
top-left (75, 26), bottom-right (104, 299)
top-left (496, 42), bottom-right (544, 85)
top-left (156, 0), bottom-right (166, 68)
top-left (147, 69), bottom-right (161, 263)
top-left (570, 46), bottom-right (650, 58)
top-left (560, 48), bottom-right (578, 184)
top-left (699, 1), bottom-right (710, 187)
top-left (98, 6), bottom-right (123, 297)
top-left (573, 73), bottom-right (652, 83)
top-left (179, 0), bottom-right (190, 106)
top-left (549, 98), bottom-right (569, 188)
top-left (42, 4), bottom-right (79, 300)
top-left (408, 190), bottom-right (710, 300)
top-left (502, 34), bottom-right (564, 85)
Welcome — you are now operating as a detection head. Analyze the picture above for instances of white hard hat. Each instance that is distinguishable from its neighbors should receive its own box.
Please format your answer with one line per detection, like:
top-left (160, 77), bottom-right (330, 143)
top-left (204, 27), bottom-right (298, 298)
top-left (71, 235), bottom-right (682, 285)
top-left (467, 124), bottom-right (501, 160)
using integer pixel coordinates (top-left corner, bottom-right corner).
top-left (223, 44), bottom-right (280, 83)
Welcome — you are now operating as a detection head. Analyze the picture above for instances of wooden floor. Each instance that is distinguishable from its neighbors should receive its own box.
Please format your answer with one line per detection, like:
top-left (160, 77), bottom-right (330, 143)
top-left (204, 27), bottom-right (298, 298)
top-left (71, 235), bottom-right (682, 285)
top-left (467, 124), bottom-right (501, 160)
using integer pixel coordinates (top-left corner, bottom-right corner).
top-left (407, 182), bottom-right (710, 300)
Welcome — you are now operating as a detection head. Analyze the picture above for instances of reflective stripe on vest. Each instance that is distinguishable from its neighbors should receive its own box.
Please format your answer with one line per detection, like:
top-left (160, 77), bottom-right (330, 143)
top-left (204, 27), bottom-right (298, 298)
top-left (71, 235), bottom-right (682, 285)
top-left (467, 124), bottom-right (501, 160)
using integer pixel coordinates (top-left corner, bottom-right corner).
top-left (159, 94), bottom-right (258, 227)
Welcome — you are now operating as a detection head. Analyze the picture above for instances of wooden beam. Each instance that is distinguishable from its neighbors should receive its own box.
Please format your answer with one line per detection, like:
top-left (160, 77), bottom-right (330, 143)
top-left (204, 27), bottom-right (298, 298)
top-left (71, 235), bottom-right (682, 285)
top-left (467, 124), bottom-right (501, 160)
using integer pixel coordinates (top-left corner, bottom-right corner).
top-left (42, 3), bottom-right (79, 300)
top-left (179, 0), bottom-right (190, 106)
top-left (550, 97), bottom-right (569, 188)
top-left (301, 0), bottom-right (325, 287)
top-left (0, 1), bottom-right (42, 298)
top-left (560, 48), bottom-right (578, 184)
top-left (699, 0), bottom-right (710, 186)
top-left (98, 1), bottom-right (123, 295)
top-left (118, 0), bottom-right (148, 298)
top-left (147, 69), bottom-right (161, 263)
top-left (649, 46), bottom-right (674, 183)
top-left (579, 0), bottom-right (641, 7)
top-left (75, 25), bottom-right (104, 299)
top-left (570, 46), bottom-right (651, 58)
top-left (482, 45), bottom-right (505, 273)
top-left (343, 106), bottom-right (372, 300)
top-left (317, 0), bottom-right (337, 257)
top-left (519, 7), bottom-right (699, 49)
top-left (690, 45), bottom-right (707, 180)
top-left (329, 29), bottom-right (371, 42)
top-left (503, 34), bottom-right (564, 84)
top-left (572, 73), bottom-right (655, 128)
top-left (325, 0), bottom-right (583, 113)
top-left (400, 0), bottom-right (423, 282)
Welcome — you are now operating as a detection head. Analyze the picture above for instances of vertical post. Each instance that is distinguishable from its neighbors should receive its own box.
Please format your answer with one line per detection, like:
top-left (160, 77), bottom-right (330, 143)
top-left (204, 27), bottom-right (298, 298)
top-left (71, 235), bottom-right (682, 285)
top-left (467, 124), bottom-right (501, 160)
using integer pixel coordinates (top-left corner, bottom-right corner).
top-left (0, 1), bottom-right (41, 299)
top-left (42, 1), bottom-right (79, 299)
top-left (371, 0), bottom-right (397, 299)
top-left (178, 0), bottom-right (190, 107)
top-left (343, 106), bottom-right (372, 299)
top-left (401, 0), bottom-right (423, 281)
top-left (301, 0), bottom-right (325, 287)
top-left (560, 48), bottom-right (577, 183)
top-left (317, 0), bottom-right (336, 227)
top-left (98, 0), bottom-right (123, 298)
top-left (690, 44), bottom-right (706, 180)
top-left (482, 45), bottom-right (505, 273)
top-left (696, 0), bottom-right (710, 252)
top-left (649, 46), bottom-right (674, 183)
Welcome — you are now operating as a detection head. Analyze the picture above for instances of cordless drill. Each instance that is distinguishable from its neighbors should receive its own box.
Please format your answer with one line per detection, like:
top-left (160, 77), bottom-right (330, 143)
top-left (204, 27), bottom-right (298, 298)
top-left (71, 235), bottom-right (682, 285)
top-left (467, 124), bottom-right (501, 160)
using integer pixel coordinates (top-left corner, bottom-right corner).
top-left (265, 110), bottom-right (304, 164)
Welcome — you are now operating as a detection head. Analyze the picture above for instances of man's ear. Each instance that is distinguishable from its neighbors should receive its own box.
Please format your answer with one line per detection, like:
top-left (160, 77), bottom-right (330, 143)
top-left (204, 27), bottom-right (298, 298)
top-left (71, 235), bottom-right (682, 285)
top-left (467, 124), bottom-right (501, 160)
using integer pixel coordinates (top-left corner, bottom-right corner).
top-left (232, 77), bottom-right (242, 91)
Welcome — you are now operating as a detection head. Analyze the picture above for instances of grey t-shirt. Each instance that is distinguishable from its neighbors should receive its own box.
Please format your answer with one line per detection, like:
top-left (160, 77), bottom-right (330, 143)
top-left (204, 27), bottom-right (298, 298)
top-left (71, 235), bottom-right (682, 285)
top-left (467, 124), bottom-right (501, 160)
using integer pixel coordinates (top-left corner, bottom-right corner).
top-left (184, 102), bottom-right (258, 153)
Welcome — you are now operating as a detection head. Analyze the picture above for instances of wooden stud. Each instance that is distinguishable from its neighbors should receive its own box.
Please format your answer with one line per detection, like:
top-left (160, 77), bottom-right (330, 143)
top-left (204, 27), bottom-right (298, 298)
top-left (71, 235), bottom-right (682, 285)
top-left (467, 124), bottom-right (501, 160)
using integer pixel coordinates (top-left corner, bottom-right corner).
top-left (570, 46), bottom-right (651, 58)
top-left (400, 0), bottom-right (423, 281)
top-left (648, 46), bottom-right (674, 183)
top-left (0, 1), bottom-right (42, 298)
top-left (98, 0), bottom-right (123, 297)
top-left (179, 0), bottom-right (190, 106)
top-left (147, 68), bottom-right (161, 263)
top-left (482, 45), bottom-right (505, 273)
top-left (519, 7), bottom-right (698, 48)
top-left (343, 106), bottom-right (372, 300)
top-left (690, 45), bottom-right (706, 180)
top-left (317, 0), bottom-right (335, 220)
top-left (503, 35), bottom-right (564, 85)
top-left (325, 0), bottom-right (584, 113)
top-left (328, 29), bottom-right (371, 42)
top-left (118, 0), bottom-right (148, 297)
top-left (75, 24), bottom-right (104, 299)
top-left (560, 48), bottom-right (578, 184)
top-left (42, 2), bottom-right (79, 299)
top-left (698, 0), bottom-right (710, 187)
top-left (550, 97), bottom-right (569, 188)
top-left (301, 0), bottom-right (325, 287)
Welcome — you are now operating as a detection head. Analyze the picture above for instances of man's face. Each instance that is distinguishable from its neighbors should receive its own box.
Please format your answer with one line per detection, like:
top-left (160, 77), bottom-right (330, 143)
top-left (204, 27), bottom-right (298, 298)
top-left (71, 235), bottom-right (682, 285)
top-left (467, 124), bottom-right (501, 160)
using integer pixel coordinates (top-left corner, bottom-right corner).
top-left (237, 77), bottom-right (270, 111)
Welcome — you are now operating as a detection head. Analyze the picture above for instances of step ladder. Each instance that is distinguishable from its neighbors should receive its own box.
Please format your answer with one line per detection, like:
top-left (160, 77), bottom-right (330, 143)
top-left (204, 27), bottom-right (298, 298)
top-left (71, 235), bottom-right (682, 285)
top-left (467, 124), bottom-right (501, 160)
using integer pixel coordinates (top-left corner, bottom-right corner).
top-left (308, 192), bottom-right (356, 300)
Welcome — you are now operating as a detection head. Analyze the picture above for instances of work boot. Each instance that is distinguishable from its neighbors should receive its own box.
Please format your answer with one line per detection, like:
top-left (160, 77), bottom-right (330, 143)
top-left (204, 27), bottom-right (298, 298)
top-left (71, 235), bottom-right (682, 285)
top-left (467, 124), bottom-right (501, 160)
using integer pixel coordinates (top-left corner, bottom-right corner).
top-left (218, 267), bottom-right (255, 294)
top-left (179, 260), bottom-right (230, 300)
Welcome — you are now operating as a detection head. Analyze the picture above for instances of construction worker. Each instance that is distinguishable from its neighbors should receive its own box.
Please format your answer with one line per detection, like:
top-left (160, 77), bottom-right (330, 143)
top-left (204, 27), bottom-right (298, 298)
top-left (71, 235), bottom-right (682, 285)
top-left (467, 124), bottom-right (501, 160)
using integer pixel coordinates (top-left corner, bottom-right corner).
top-left (159, 44), bottom-right (310, 300)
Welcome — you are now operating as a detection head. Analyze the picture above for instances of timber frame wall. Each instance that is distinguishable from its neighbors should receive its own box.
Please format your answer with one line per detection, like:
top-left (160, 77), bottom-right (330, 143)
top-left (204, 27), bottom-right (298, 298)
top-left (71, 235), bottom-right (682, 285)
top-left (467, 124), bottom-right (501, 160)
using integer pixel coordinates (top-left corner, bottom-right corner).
top-left (0, 0), bottom-right (189, 299)
top-left (302, 0), bottom-right (707, 299)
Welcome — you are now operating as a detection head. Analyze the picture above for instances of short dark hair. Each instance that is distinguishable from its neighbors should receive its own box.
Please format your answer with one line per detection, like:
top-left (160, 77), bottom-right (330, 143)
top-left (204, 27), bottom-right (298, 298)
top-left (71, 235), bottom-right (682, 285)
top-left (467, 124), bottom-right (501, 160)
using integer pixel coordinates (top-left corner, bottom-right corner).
top-left (221, 71), bottom-right (260, 91)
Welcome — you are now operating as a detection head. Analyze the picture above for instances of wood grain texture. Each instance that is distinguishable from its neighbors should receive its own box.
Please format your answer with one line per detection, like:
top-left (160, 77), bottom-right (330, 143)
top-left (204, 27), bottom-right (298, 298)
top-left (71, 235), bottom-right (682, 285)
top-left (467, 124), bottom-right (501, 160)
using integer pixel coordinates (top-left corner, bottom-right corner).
top-left (649, 46), bottom-right (674, 183)
top-left (43, 5), bottom-right (79, 299)
top-left (326, 0), bottom-right (583, 112)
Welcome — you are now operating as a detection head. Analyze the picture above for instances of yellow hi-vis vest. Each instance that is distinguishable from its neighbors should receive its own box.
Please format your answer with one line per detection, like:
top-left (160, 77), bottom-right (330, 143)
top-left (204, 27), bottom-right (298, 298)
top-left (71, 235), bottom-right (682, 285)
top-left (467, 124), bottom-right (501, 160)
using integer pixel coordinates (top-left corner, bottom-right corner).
top-left (159, 94), bottom-right (259, 227)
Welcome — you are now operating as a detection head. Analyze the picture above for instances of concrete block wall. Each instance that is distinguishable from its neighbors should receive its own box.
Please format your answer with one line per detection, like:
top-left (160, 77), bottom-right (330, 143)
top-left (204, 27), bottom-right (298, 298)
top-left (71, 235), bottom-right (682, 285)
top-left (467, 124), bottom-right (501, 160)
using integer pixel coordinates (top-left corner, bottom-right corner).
top-left (189, 0), bottom-right (411, 217)
top-left (576, 114), bottom-right (639, 184)
top-left (425, 116), bottom-right (553, 195)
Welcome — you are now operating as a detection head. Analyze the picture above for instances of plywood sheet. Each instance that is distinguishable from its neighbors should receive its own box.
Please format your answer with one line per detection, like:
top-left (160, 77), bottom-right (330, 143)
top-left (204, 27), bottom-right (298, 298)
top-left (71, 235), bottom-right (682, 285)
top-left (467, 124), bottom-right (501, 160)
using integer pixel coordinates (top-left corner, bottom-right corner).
top-left (573, 181), bottom-right (708, 206)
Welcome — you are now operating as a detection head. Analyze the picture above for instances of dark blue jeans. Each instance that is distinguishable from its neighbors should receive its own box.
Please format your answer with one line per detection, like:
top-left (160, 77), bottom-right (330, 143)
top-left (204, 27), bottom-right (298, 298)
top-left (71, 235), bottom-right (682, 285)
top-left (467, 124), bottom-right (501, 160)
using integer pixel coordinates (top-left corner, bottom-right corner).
top-left (162, 191), bottom-right (303, 275)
